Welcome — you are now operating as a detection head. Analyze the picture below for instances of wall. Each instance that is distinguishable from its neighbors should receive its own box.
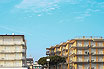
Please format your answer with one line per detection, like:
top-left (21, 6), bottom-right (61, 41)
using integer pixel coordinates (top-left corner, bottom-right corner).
top-left (0, 68), bottom-right (28, 69)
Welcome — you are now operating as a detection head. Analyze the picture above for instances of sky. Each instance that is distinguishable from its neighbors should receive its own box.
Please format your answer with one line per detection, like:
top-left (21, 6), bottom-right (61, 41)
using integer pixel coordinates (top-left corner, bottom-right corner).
top-left (0, 0), bottom-right (104, 61)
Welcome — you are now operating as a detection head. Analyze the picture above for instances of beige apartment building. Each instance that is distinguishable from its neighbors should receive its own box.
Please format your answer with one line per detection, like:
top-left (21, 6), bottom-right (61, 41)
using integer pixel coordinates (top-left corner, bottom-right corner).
top-left (46, 36), bottom-right (104, 69)
top-left (0, 35), bottom-right (27, 68)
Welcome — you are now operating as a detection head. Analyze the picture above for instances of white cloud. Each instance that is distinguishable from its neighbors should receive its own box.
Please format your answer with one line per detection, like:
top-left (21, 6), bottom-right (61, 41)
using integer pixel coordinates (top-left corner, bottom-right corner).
top-left (37, 14), bottom-right (42, 16)
top-left (14, 0), bottom-right (104, 20)
top-left (14, 0), bottom-right (80, 13)
top-left (15, 0), bottom-right (61, 13)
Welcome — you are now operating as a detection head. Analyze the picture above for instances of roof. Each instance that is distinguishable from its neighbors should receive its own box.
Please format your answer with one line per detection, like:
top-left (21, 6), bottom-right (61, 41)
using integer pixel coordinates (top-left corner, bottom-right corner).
top-left (69, 40), bottom-right (75, 44)
top-left (0, 35), bottom-right (25, 41)
top-left (55, 45), bottom-right (60, 48)
top-left (73, 36), bottom-right (104, 41)
top-left (60, 42), bottom-right (67, 46)
top-left (26, 58), bottom-right (33, 61)
top-left (46, 46), bottom-right (55, 50)
top-left (0, 35), bottom-right (24, 36)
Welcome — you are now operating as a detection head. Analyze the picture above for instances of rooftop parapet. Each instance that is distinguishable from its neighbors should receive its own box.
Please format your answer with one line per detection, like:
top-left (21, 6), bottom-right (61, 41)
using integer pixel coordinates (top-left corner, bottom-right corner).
top-left (74, 36), bottom-right (103, 39)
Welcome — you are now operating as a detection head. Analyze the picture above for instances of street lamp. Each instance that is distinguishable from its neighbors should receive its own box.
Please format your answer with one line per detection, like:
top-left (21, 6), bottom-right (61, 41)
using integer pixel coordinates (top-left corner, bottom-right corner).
top-left (46, 58), bottom-right (50, 69)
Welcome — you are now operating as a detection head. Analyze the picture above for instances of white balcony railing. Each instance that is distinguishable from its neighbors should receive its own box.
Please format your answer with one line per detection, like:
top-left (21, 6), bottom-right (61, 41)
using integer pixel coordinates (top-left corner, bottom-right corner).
top-left (0, 42), bottom-right (25, 46)
top-left (0, 49), bottom-right (25, 53)
top-left (0, 57), bottom-right (26, 60)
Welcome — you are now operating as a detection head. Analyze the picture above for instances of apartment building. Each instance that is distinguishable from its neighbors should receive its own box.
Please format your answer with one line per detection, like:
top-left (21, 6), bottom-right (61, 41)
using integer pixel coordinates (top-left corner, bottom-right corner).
top-left (26, 57), bottom-right (34, 69)
top-left (46, 42), bottom-right (69, 69)
top-left (46, 36), bottom-right (104, 69)
top-left (33, 61), bottom-right (42, 69)
top-left (0, 35), bottom-right (27, 69)
top-left (69, 36), bottom-right (104, 69)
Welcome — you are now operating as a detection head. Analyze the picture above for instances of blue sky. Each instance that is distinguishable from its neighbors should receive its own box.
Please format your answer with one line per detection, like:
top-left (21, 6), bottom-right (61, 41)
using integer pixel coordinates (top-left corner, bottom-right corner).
top-left (0, 0), bottom-right (104, 61)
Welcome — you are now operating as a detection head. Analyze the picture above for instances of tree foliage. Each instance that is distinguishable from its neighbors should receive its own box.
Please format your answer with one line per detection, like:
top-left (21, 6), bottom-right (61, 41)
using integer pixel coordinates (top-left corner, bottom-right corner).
top-left (49, 55), bottom-right (66, 65)
top-left (38, 55), bottom-right (66, 66)
top-left (38, 57), bottom-right (47, 66)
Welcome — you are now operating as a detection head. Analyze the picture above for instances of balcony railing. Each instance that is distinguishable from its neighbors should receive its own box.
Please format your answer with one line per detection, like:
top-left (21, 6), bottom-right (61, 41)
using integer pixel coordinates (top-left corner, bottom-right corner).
top-left (92, 60), bottom-right (104, 63)
top-left (46, 51), bottom-right (50, 55)
top-left (69, 53), bottom-right (89, 56)
top-left (74, 36), bottom-right (103, 39)
top-left (70, 45), bottom-right (90, 50)
top-left (70, 45), bottom-right (104, 49)
top-left (72, 61), bottom-right (89, 64)
top-left (92, 53), bottom-right (104, 56)
top-left (0, 42), bottom-right (25, 46)
top-left (50, 52), bottom-right (55, 55)
top-left (91, 46), bottom-right (104, 49)
top-left (64, 54), bottom-right (68, 57)
top-left (0, 57), bottom-right (26, 60)
top-left (56, 50), bottom-right (61, 53)
top-left (0, 49), bottom-right (26, 53)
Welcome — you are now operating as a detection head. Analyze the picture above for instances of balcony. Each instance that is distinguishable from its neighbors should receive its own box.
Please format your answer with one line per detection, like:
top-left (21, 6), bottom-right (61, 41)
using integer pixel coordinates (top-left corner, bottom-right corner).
top-left (46, 51), bottom-right (50, 55)
top-left (91, 46), bottom-right (104, 49)
top-left (50, 52), bottom-right (55, 55)
top-left (72, 60), bottom-right (89, 64)
top-left (0, 42), bottom-right (25, 46)
top-left (69, 53), bottom-right (89, 57)
top-left (70, 46), bottom-right (89, 50)
top-left (0, 57), bottom-right (26, 60)
top-left (0, 49), bottom-right (26, 53)
top-left (22, 49), bottom-right (25, 52)
top-left (64, 54), bottom-right (68, 57)
top-left (56, 50), bottom-right (61, 54)
top-left (62, 47), bottom-right (66, 51)
top-left (92, 60), bottom-right (104, 63)
top-left (92, 53), bottom-right (104, 56)
top-left (46, 48), bottom-right (50, 50)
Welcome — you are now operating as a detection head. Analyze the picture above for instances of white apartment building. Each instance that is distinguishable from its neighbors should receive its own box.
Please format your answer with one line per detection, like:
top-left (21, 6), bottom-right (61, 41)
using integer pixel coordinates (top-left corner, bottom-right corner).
top-left (0, 35), bottom-right (27, 69)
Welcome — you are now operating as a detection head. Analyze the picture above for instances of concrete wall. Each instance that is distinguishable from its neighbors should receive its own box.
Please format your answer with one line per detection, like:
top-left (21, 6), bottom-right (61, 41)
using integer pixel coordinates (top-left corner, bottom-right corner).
top-left (0, 36), bottom-right (26, 67)
top-left (0, 68), bottom-right (28, 69)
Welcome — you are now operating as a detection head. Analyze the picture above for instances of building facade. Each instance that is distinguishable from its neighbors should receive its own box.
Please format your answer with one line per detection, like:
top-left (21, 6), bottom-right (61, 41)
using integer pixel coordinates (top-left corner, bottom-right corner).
top-left (0, 35), bottom-right (27, 68)
top-left (46, 42), bottom-right (70, 69)
top-left (70, 36), bottom-right (104, 69)
top-left (46, 36), bottom-right (104, 69)
top-left (26, 57), bottom-right (34, 69)
top-left (33, 61), bottom-right (42, 69)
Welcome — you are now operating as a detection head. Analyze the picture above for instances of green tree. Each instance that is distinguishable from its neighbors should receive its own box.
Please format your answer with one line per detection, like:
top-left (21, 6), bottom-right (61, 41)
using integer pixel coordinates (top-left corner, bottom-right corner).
top-left (38, 57), bottom-right (47, 68)
top-left (49, 55), bottom-right (66, 69)
top-left (38, 55), bottom-right (66, 69)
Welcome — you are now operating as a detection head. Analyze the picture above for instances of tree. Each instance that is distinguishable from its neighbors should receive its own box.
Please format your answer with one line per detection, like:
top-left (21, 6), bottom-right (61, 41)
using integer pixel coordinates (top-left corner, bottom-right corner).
top-left (38, 57), bottom-right (47, 68)
top-left (49, 55), bottom-right (66, 69)
top-left (38, 55), bottom-right (66, 69)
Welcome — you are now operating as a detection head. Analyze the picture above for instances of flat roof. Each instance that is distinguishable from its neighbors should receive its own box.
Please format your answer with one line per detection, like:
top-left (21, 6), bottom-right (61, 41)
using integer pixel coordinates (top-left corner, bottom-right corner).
top-left (0, 35), bottom-right (25, 41)
top-left (0, 35), bottom-right (24, 36)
